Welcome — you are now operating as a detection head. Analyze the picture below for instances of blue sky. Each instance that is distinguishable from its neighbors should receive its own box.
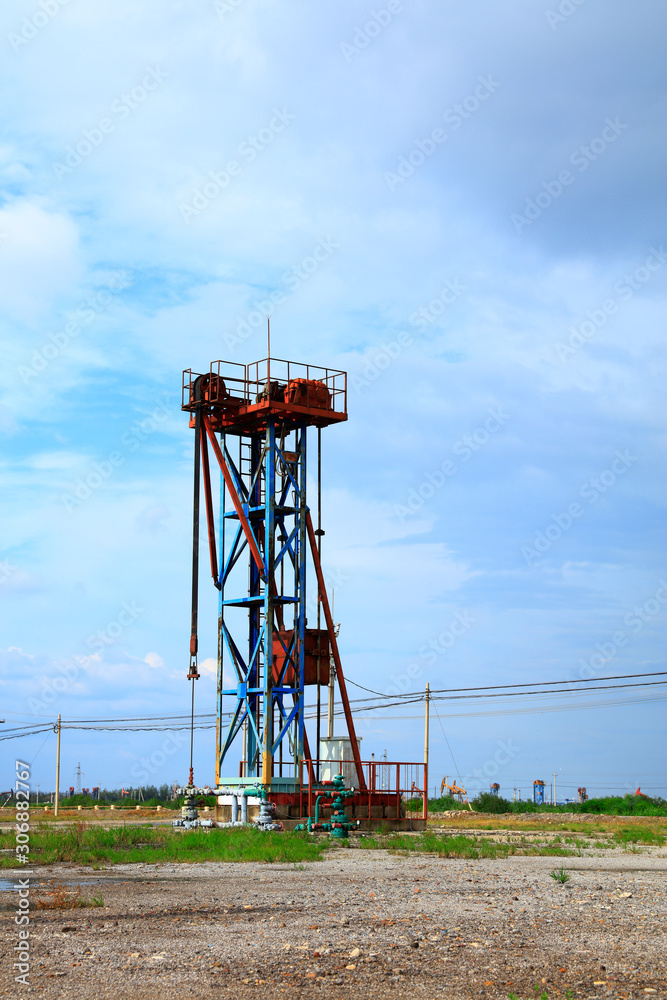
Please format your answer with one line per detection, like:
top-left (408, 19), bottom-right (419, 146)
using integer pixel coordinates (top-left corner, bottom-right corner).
top-left (1, 1), bottom-right (665, 801)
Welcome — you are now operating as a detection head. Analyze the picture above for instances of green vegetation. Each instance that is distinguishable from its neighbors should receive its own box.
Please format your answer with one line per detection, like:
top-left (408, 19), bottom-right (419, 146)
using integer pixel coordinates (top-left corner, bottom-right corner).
top-left (0, 822), bottom-right (330, 868)
top-left (549, 866), bottom-right (570, 883)
top-left (613, 825), bottom-right (665, 847)
top-left (17, 792), bottom-right (219, 812)
top-left (406, 794), bottom-right (461, 812)
top-left (420, 792), bottom-right (667, 817)
top-left (15, 783), bottom-right (181, 808)
top-left (508, 986), bottom-right (552, 1000)
top-left (508, 793), bottom-right (667, 816)
top-left (359, 831), bottom-right (576, 859)
top-left (471, 791), bottom-right (515, 813)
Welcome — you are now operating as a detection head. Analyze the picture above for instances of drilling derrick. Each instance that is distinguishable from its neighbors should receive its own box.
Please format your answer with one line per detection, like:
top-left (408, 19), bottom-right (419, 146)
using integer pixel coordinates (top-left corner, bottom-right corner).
top-left (182, 353), bottom-right (426, 828)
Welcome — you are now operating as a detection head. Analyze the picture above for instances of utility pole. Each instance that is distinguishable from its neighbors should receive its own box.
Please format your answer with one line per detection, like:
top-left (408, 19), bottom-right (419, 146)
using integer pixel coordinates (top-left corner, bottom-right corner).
top-left (423, 683), bottom-right (430, 820)
top-left (553, 771), bottom-right (557, 806)
top-left (54, 714), bottom-right (61, 818)
top-left (36, 783), bottom-right (39, 806)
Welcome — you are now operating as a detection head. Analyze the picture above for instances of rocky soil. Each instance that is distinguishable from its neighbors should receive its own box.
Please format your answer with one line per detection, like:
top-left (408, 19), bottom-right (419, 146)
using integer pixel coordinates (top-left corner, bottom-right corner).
top-left (1, 846), bottom-right (665, 999)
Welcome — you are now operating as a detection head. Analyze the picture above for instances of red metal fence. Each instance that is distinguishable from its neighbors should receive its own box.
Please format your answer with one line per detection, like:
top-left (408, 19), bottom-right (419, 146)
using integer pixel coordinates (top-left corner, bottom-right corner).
top-left (300, 759), bottom-right (428, 822)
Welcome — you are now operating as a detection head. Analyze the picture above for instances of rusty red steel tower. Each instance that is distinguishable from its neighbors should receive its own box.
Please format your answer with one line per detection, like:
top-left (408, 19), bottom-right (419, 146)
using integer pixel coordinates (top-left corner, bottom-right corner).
top-left (182, 353), bottom-right (426, 824)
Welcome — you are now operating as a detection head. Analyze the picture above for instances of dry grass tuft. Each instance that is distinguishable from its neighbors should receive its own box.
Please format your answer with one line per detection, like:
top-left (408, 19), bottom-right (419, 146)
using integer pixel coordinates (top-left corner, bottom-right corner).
top-left (35, 879), bottom-right (89, 910)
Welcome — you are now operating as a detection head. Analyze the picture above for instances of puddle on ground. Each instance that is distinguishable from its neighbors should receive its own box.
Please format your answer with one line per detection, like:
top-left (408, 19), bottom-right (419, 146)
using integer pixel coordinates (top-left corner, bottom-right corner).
top-left (0, 877), bottom-right (133, 891)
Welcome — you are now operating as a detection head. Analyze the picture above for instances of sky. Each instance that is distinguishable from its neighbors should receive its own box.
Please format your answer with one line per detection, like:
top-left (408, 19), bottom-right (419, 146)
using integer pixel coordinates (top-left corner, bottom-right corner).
top-left (0, 0), bottom-right (665, 802)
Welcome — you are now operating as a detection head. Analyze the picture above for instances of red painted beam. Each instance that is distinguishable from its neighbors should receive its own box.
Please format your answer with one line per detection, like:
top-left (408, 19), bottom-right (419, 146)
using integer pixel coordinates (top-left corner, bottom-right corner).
top-left (200, 431), bottom-right (219, 587)
top-left (305, 510), bottom-right (366, 792)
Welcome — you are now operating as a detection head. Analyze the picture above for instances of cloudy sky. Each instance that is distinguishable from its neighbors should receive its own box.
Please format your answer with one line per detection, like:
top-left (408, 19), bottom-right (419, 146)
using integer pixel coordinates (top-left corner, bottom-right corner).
top-left (1, 0), bottom-right (665, 801)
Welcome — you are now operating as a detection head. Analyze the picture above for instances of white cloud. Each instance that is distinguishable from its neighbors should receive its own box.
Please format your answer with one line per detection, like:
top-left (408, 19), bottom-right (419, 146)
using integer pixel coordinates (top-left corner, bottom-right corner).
top-left (199, 657), bottom-right (217, 678)
top-left (27, 451), bottom-right (87, 471)
top-left (0, 201), bottom-right (81, 323)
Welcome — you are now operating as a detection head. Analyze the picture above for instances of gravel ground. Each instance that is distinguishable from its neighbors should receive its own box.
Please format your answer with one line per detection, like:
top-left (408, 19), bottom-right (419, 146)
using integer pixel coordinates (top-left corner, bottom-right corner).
top-left (0, 845), bottom-right (665, 999)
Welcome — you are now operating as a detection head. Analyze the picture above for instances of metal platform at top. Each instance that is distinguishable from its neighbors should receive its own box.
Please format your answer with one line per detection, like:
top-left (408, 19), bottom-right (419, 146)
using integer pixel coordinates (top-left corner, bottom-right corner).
top-left (182, 357), bottom-right (347, 435)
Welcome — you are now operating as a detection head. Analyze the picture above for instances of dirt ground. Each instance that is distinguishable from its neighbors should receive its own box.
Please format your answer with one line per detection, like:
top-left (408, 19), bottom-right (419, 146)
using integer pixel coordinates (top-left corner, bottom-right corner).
top-left (1, 844), bottom-right (665, 1000)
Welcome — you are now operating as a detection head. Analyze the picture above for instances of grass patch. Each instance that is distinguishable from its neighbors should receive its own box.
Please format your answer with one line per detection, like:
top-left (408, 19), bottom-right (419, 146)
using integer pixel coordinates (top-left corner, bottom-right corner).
top-left (359, 831), bottom-right (577, 860)
top-left (0, 822), bottom-right (330, 868)
top-left (613, 826), bottom-right (666, 847)
top-left (425, 792), bottom-right (667, 817)
top-left (428, 814), bottom-right (667, 840)
top-left (407, 794), bottom-right (463, 813)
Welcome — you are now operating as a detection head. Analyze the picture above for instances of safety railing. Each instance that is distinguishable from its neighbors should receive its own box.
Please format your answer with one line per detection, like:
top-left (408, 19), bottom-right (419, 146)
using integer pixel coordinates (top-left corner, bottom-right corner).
top-left (300, 759), bottom-right (428, 821)
top-left (182, 357), bottom-right (347, 417)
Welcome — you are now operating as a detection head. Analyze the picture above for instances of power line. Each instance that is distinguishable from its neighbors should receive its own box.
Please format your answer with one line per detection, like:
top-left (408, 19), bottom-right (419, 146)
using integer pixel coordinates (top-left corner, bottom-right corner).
top-left (346, 670), bottom-right (667, 703)
top-left (1, 675), bottom-right (664, 740)
top-left (347, 692), bottom-right (667, 720)
top-left (344, 679), bottom-right (667, 712)
top-left (7, 670), bottom-right (664, 723)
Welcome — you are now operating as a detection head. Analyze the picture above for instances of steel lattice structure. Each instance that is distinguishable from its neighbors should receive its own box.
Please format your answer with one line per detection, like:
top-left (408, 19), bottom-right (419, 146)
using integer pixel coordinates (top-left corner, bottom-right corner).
top-left (182, 356), bottom-right (366, 794)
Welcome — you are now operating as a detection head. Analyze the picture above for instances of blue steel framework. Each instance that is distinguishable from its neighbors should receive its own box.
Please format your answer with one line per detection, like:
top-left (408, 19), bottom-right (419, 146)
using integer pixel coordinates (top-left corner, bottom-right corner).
top-left (217, 420), bottom-right (308, 788)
